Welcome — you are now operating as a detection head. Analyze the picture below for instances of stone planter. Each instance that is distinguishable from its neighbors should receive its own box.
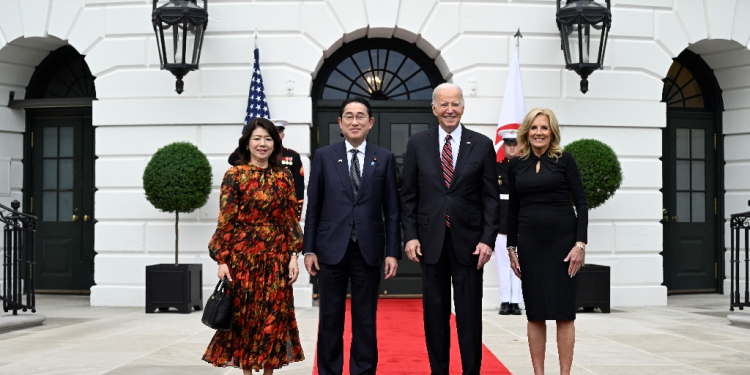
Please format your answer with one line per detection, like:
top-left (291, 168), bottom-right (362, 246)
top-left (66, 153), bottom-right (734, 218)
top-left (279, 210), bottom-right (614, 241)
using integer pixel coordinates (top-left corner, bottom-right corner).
top-left (145, 264), bottom-right (203, 314)
top-left (576, 263), bottom-right (610, 313)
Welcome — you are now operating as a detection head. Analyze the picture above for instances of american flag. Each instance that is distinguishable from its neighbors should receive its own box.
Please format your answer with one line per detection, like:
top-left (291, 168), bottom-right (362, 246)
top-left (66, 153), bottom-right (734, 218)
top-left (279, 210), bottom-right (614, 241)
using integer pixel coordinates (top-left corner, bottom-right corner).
top-left (242, 47), bottom-right (270, 133)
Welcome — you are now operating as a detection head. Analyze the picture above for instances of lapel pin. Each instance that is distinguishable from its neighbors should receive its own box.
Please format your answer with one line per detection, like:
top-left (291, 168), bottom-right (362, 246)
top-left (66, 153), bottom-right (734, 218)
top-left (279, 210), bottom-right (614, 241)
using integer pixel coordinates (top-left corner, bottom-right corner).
top-left (337, 159), bottom-right (342, 163)
top-left (371, 161), bottom-right (375, 166)
top-left (466, 141), bottom-right (471, 144)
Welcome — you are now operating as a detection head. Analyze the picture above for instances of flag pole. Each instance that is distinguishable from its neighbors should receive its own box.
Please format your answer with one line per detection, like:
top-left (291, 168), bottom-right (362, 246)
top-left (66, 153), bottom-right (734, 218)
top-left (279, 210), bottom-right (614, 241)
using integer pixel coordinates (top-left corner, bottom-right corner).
top-left (254, 29), bottom-right (258, 48)
top-left (514, 28), bottom-right (523, 47)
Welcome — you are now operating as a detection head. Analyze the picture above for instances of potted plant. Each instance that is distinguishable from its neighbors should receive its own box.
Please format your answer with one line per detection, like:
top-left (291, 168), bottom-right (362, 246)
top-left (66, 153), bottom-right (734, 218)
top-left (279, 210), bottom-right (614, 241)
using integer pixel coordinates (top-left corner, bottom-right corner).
top-left (142, 142), bottom-right (212, 313)
top-left (564, 139), bottom-right (623, 313)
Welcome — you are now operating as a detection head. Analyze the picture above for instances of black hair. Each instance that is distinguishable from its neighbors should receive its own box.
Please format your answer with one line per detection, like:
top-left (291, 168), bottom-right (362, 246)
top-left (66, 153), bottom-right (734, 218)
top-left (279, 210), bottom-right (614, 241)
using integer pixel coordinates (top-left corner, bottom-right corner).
top-left (238, 118), bottom-right (283, 168)
top-left (339, 96), bottom-right (372, 118)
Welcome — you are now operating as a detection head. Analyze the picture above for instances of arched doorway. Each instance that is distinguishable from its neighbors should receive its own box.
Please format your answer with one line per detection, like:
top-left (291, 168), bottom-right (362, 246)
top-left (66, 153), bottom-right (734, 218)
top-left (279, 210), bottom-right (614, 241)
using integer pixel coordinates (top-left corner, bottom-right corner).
top-left (661, 50), bottom-right (724, 294)
top-left (20, 45), bottom-right (97, 293)
top-left (312, 37), bottom-right (444, 296)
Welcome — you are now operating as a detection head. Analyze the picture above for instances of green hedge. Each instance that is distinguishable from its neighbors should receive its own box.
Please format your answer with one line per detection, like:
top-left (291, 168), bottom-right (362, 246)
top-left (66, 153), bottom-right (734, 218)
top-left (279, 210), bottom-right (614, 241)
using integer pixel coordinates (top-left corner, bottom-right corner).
top-left (143, 142), bottom-right (212, 214)
top-left (564, 139), bottom-right (623, 210)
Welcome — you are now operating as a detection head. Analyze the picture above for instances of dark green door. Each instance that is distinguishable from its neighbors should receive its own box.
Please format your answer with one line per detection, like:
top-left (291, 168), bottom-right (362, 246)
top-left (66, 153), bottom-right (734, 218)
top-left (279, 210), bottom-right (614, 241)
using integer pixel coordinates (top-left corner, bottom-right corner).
top-left (662, 112), bottom-right (717, 292)
top-left (315, 108), bottom-right (437, 296)
top-left (29, 109), bottom-right (95, 292)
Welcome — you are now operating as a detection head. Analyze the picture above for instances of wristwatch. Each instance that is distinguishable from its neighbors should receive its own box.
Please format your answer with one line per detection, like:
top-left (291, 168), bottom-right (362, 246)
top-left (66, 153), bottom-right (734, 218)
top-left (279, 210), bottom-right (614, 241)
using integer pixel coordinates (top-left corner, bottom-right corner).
top-left (290, 251), bottom-right (299, 257)
top-left (575, 243), bottom-right (586, 251)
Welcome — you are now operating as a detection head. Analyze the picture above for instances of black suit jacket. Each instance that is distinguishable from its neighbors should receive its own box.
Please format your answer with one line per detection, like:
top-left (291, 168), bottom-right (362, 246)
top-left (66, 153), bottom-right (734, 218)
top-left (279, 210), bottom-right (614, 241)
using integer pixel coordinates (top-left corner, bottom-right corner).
top-left (401, 125), bottom-right (500, 265)
top-left (303, 141), bottom-right (401, 266)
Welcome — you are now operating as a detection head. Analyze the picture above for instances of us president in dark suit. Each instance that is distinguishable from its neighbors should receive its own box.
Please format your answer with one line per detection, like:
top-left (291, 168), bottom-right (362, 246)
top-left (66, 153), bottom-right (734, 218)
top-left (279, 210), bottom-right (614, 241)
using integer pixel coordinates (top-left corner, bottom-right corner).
top-left (401, 83), bottom-right (500, 375)
top-left (303, 96), bottom-right (401, 375)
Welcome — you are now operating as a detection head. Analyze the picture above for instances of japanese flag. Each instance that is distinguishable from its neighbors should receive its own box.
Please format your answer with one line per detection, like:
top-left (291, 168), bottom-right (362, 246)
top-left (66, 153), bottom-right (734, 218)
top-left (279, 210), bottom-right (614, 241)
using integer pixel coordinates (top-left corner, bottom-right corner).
top-left (495, 44), bottom-right (526, 161)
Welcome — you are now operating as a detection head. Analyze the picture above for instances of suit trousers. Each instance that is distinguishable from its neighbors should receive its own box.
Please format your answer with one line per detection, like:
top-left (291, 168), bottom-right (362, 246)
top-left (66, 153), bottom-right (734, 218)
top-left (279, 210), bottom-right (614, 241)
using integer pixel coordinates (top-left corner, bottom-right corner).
top-left (494, 234), bottom-right (523, 304)
top-left (421, 228), bottom-right (484, 375)
top-left (316, 240), bottom-right (381, 375)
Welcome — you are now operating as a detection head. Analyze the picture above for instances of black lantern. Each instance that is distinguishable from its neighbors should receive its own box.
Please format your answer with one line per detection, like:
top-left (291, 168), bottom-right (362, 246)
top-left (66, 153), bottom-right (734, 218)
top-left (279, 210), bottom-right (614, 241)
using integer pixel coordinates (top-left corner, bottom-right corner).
top-left (152, 0), bottom-right (208, 94)
top-left (556, 0), bottom-right (612, 93)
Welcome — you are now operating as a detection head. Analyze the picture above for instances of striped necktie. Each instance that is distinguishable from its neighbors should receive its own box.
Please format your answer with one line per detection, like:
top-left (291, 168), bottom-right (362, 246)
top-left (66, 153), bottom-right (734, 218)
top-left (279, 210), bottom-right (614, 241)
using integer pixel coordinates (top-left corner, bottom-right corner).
top-left (442, 134), bottom-right (453, 226)
top-left (350, 149), bottom-right (361, 241)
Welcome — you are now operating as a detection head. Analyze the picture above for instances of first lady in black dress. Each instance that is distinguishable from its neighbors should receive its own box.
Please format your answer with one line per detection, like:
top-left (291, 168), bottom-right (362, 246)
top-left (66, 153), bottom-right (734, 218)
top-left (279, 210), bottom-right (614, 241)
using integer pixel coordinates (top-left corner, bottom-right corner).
top-left (506, 108), bottom-right (587, 375)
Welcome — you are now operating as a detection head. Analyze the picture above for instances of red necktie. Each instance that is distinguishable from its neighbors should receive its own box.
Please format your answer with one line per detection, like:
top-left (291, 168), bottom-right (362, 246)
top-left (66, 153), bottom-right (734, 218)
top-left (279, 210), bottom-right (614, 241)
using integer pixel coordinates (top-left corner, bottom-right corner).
top-left (442, 134), bottom-right (453, 226)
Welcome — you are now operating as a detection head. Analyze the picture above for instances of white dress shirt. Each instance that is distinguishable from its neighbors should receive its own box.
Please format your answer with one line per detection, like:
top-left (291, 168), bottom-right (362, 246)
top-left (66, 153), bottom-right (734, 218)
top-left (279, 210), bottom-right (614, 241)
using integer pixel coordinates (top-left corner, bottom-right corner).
top-left (345, 139), bottom-right (366, 177)
top-left (438, 124), bottom-right (462, 166)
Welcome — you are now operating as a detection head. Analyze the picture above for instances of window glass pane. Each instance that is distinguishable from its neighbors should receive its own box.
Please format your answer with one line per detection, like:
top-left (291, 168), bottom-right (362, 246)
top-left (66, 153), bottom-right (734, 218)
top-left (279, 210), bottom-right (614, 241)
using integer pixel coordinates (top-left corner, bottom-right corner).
top-left (387, 84), bottom-right (406, 98)
top-left (676, 192), bottom-right (690, 223)
top-left (377, 49), bottom-right (387, 70)
top-left (691, 129), bottom-right (705, 159)
top-left (60, 126), bottom-right (74, 149)
top-left (59, 159), bottom-right (74, 190)
top-left (676, 160), bottom-right (690, 190)
top-left (43, 191), bottom-right (57, 222)
top-left (385, 51), bottom-right (405, 74)
top-left (352, 51), bottom-right (371, 73)
top-left (691, 192), bottom-right (705, 222)
top-left (410, 88), bottom-right (432, 100)
top-left (675, 129), bottom-right (689, 158)
top-left (58, 191), bottom-right (73, 222)
top-left (322, 87), bottom-right (347, 100)
top-left (380, 72), bottom-right (395, 93)
top-left (329, 123), bottom-right (341, 145)
top-left (350, 84), bottom-right (370, 98)
top-left (391, 124), bottom-right (409, 156)
top-left (406, 71), bottom-right (430, 92)
top-left (411, 124), bottom-right (428, 136)
top-left (337, 58), bottom-right (360, 80)
top-left (398, 59), bottom-right (420, 80)
top-left (684, 96), bottom-right (704, 108)
top-left (327, 70), bottom-right (352, 90)
top-left (44, 127), bottom-right (58, 157)
top-left (691, 160), bottom-right (704, 191)
top-left (43, 159), bottom-right (58, 189)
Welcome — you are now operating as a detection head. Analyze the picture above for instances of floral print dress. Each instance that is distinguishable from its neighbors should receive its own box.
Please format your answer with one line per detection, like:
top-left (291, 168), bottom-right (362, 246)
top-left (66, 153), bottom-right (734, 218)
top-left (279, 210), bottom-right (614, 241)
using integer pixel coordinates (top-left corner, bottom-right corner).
top-left (203, 164), bottom-right (305, 371)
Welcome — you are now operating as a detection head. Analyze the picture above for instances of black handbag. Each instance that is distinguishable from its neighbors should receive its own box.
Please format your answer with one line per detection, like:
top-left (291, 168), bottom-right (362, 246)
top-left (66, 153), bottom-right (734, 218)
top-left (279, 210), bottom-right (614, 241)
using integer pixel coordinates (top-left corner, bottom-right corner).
top-left (201, 277), bottom-right (234, 331)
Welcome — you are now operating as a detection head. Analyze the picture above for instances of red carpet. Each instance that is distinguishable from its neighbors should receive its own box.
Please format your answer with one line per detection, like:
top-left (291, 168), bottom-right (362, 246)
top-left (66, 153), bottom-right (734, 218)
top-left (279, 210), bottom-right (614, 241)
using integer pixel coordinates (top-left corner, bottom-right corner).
top-left (311, 299), bottom-right (512, 374)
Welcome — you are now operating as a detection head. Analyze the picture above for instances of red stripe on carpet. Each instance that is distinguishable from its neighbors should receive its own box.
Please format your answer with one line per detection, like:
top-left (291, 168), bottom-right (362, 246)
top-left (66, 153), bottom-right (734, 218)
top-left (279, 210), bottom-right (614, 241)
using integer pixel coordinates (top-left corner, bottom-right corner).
top-left (311, 299), bottom-right (512, 374)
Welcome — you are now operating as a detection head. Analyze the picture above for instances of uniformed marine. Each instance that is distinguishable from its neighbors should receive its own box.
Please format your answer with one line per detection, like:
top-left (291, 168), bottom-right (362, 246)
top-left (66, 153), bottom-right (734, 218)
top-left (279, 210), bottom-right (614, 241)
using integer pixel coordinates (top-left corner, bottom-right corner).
top-left (495, 128), bottom-right (523, 315)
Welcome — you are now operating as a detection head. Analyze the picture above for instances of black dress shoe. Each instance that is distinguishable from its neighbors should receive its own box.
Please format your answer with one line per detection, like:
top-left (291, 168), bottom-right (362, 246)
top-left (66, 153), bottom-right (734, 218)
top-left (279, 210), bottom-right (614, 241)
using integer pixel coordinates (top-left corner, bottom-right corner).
top-left (510, 303), bottom-right (522, 315)
top-left (499, 302), bottom-right (510, 315)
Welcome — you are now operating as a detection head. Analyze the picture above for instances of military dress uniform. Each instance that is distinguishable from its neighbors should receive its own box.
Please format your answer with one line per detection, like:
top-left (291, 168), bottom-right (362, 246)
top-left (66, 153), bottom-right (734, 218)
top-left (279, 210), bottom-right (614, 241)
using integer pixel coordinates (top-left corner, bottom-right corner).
top-left (495, 133), bottom-right (523, 315)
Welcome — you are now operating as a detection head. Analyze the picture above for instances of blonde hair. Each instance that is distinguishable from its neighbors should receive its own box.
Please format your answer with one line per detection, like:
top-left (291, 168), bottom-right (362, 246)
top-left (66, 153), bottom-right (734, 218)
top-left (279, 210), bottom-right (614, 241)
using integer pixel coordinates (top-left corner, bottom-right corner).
top-left (518, 107), bottom-right (563, 161)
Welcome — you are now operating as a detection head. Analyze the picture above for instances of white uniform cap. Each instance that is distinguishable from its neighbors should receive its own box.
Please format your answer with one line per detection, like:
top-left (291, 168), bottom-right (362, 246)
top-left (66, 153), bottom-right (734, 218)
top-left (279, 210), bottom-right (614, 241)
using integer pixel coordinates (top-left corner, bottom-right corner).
top-left (498, 128), bottom-right (518, 143)
top-left (271, 119), bottom-right (289, 130)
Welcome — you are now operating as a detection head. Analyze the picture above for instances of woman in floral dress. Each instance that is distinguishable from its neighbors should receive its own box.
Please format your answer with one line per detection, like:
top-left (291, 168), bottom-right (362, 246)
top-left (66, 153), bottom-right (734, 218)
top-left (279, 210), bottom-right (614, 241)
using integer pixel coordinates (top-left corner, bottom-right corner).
top-left (203, 118), bottom-right (305, 374)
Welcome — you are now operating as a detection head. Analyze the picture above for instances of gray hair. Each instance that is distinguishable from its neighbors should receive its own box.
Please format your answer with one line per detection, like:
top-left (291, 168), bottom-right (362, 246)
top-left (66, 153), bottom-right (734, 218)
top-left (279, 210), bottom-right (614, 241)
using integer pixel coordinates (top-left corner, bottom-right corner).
top-left (432, 83), bottom-right (465, 105)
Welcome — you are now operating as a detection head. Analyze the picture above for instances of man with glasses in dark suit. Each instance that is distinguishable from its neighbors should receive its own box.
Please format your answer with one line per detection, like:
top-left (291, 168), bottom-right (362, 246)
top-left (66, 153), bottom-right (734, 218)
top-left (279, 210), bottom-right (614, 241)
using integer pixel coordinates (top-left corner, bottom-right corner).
top-left (303, 96), bottom-right (401, 375)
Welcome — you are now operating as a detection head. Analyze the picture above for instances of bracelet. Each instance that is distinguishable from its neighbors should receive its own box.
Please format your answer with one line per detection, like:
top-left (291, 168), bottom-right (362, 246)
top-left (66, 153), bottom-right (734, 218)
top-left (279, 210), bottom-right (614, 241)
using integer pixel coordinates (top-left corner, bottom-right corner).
top-left (575, 243), bottom-right (586, 251)
top-left (290, 251), bottom-right (299, 257)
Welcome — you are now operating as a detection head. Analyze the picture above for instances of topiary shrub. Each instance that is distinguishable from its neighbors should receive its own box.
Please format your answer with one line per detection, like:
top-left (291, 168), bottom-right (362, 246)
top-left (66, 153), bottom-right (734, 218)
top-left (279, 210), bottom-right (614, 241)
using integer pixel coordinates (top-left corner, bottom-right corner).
top-left (563, 139), bottom-right (623, 210)
top-left (143, 142), bottom-right (212, 265)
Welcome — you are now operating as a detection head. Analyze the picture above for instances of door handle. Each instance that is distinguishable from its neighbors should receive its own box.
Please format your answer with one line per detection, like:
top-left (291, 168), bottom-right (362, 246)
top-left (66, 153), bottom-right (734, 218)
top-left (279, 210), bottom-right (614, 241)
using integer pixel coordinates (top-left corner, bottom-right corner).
top-left (72, 214), bottom-right (78, 222)
top-left (671, 216), bottom-right (678, 222)
top-left (84, 215), bottom-right (90, 222)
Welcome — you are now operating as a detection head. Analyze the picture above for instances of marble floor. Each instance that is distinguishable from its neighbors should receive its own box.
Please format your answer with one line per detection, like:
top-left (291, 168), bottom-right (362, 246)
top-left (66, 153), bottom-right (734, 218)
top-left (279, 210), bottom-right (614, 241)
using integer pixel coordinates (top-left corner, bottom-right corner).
top-left (1, 294), bottom-right (749, 374)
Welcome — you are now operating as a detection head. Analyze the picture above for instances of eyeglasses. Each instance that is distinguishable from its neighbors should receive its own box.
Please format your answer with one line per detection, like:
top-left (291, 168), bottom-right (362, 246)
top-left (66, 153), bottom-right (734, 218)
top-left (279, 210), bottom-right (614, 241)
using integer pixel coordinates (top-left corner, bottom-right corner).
top-left (342, 115), bottom-right (369, 122)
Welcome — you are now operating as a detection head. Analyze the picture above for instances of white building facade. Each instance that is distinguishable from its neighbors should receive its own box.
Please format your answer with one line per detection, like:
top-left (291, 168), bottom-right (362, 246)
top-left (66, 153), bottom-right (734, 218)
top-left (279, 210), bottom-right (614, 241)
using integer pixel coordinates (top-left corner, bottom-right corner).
top-left (0, 0), bottom-right (748, 309)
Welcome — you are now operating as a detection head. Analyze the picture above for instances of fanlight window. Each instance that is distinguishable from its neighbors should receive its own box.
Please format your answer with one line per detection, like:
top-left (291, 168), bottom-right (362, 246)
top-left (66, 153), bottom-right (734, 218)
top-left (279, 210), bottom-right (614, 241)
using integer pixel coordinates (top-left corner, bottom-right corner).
top-left (27, 46), bottom-right (96, 99)
top-left (662, 61), bottom-right (704, 109)
top-left (322, 48), bottom-right (433, 101)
